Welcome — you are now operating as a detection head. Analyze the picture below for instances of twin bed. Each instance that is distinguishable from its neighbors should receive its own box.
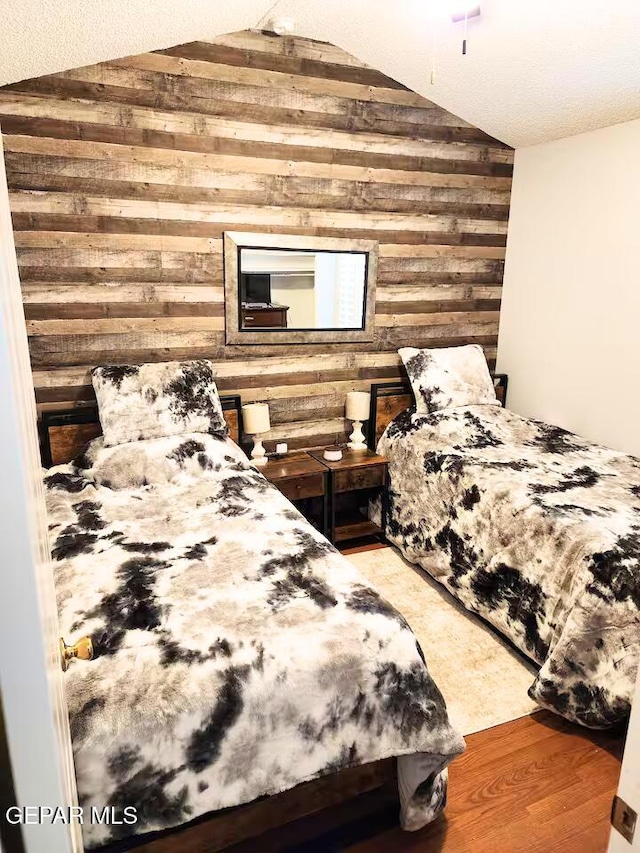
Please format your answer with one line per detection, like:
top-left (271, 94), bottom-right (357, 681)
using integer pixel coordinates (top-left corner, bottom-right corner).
top-left (42, 350), bottom-right (639, 850)
top-left (369, 346), bottom-right (640, 730)
top-left (42, 360), bottom-right (463, 851)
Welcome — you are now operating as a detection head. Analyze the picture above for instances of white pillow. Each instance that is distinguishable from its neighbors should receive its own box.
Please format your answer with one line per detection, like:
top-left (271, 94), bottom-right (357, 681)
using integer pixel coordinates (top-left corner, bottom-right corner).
top-left (91, 360), bottom-right (228, 447)
top-left (398, 344), bottom-right (499, 415)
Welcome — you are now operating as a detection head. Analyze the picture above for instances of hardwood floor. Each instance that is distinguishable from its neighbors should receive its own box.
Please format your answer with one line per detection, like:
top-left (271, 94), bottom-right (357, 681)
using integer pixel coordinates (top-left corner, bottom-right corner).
top-left (222, 711), bottom-right (623, 853)
top-left (346, 711), bottom-right (623, 853)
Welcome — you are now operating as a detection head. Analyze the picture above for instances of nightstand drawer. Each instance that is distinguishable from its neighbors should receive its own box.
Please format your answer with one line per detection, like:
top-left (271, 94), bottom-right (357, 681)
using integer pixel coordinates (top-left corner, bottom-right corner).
top-left (335, 465), bottom-right (385, 494)
top-left (277, 473), bottom-right (325, 501)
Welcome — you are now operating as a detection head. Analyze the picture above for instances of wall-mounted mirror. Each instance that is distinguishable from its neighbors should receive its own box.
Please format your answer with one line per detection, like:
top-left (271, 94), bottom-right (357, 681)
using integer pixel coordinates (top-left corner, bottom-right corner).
top-left (224, 232), bottom-right (378, 345)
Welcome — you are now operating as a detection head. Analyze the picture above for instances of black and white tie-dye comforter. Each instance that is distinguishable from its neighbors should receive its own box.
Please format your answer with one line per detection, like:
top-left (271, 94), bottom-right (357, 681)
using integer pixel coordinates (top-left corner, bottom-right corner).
top-left (45, 434), bottom-right (464, 848)
top-left (377, 406), bottom-right (640, 729)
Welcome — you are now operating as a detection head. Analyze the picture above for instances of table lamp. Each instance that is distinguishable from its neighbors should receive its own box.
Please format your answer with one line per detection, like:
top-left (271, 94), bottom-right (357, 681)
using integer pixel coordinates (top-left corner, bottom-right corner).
top-left (242, 402), bottom-right (271, 466)
top-left (345, 391), bottom-right (370, 451)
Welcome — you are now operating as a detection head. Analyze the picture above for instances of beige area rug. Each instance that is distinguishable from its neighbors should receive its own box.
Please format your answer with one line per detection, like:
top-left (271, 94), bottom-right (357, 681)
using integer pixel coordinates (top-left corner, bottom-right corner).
top-left (347, 546), bottom-right (540, 736)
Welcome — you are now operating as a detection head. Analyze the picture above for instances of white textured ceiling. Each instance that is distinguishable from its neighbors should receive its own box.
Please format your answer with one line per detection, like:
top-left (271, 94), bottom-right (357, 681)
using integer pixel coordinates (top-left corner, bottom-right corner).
top-left (1, 0), bottom-right (639, 148)
top-left (0, 0), bottom-right (277, 87)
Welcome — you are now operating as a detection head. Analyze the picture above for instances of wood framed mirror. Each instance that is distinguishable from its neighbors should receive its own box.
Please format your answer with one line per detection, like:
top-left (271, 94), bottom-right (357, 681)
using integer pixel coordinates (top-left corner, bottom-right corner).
top-left (224, 232), bottom-right (378, 345)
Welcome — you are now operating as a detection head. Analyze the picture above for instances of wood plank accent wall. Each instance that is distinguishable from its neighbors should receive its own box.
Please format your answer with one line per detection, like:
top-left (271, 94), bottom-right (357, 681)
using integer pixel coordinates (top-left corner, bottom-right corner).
top-left (0, 29), bottom-right (513, 450)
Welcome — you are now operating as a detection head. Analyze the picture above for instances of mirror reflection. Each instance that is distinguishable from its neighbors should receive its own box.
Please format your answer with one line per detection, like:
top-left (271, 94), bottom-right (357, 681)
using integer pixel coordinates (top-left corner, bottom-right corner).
top-left (239, 248), bottom-right (367, 331)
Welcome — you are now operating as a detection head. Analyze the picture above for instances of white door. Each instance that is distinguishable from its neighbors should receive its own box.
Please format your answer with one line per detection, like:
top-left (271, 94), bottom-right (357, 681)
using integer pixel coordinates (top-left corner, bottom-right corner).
top-left (609, 669), bottom-right (640, 851)
top-left (0, 130), bottom-right (81, 852)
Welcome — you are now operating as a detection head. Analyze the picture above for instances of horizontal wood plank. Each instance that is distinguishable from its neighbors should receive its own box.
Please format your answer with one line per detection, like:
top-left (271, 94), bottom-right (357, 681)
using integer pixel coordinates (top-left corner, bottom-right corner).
top-left (0, 114), bottom-right (513, 180)
top-left (205, 32), bottom-right (378, 70)
top-left (2, 74), bottom-right (504, 143)
top-left (106, 52), bottom-right (442, 109)
top-left (21, 284), bottom-right (223, 304)
top-left (2, 136), bottom-right (512, 189)
top-left (27, 316), bottom-right (225, 335)
top-left (23, 302), bottom-right (224, 319)
top-left (6, 173), bottom-right (510, 220)
top-left (0, 94), bottom-right (512, 161)
top-left (9, 199), bottom-right (508, 235)
top-left (4, 151), bottom-right (511, 203)
top-left (159, 40), bottom-right (409, 91)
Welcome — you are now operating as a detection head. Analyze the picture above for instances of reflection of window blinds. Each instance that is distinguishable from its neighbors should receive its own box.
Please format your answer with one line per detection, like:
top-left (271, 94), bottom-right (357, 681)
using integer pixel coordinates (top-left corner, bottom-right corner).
top-left (336, 255), bottom-right (366, 327)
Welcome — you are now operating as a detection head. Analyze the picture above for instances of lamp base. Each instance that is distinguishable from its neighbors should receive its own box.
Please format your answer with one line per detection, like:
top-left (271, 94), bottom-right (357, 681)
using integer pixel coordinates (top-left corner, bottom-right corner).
top-left (251, 436), bottom-right (268, 466)
top-left (348, 420), bottom-right (367, 451)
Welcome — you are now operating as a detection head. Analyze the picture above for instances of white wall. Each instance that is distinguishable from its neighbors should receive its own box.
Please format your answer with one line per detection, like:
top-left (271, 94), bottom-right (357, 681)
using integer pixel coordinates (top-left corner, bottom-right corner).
top-left (314, 253), bottom-right (338, 328)
top-left (497, 119), bottom-right (640, 457)
top-left (270, 275), bottom-right (315, 327)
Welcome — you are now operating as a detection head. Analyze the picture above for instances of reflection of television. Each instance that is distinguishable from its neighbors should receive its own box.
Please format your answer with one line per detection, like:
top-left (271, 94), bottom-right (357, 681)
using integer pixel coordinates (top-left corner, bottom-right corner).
top-left (241, 273), bottom-right (271, 305)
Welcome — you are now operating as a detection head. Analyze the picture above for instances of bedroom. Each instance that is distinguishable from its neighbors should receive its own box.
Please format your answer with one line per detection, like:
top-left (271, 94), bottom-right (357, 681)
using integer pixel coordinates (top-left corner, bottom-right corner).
top-left (0, 1), bottom-right (638, 852)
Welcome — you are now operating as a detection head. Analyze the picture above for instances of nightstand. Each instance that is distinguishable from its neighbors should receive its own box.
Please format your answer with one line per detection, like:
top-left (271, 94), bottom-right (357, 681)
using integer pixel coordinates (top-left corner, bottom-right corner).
top-left (309, 448), bottom-right (389, 545)
top-left (260, 451), bottom-right (328, 537)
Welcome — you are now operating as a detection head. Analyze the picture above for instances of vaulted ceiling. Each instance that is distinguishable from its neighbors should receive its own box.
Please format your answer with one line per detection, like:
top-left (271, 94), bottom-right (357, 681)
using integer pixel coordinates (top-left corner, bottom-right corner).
top-left (1, 0), bottom-right (639, 148)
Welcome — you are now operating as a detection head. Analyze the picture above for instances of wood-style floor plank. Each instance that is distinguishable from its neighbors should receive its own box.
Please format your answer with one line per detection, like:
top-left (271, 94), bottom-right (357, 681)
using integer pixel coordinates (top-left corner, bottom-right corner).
top-left (345, 711), bottom-right (623, 853)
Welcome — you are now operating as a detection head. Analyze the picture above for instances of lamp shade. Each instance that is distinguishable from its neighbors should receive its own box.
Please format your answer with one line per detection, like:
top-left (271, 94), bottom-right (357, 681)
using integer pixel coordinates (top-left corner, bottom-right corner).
top-left (345, 391), bottom-right (370, 421)
top-left (243, 402), bottom-right (270, 434)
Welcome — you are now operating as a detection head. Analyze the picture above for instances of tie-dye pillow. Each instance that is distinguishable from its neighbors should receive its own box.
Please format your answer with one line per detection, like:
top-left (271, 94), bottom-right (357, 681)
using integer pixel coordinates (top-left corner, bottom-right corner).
top-left (91, 360), bottom-right (228, 447)
top-left (398, 344), bottom-right (499, 415)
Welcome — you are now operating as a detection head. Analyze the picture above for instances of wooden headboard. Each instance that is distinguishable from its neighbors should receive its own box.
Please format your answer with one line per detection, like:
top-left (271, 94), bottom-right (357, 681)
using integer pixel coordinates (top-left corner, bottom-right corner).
top-left (367, 374), bottom-right (508, 450)
top-left (39, 395), bottom-right (244, 467)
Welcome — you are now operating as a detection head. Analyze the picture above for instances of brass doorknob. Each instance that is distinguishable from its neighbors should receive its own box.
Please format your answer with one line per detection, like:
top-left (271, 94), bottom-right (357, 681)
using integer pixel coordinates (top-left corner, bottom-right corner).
top-left (59, 636), bottom-right (93, 672)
